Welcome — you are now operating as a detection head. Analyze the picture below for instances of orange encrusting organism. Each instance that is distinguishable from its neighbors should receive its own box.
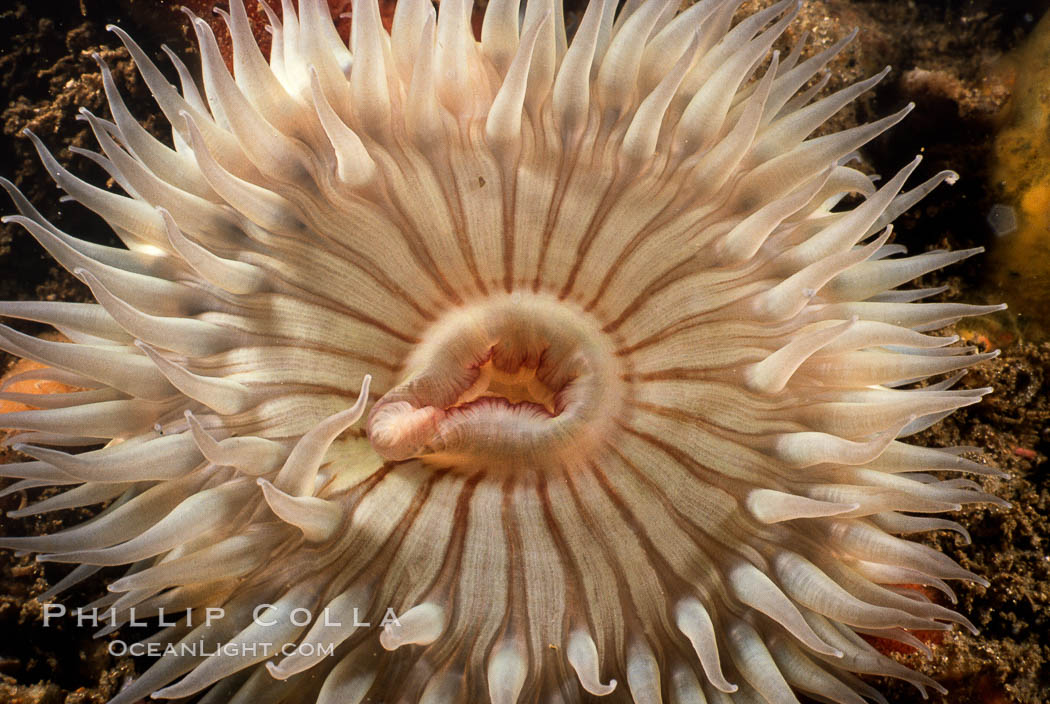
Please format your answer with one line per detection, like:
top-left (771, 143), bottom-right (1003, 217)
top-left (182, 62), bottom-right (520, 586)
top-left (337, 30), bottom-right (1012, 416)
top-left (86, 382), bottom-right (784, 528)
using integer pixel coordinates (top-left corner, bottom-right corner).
top-left (0, 360), bottom-right (80, 418)
top-left (988, 7), bottom-right (1050, 337)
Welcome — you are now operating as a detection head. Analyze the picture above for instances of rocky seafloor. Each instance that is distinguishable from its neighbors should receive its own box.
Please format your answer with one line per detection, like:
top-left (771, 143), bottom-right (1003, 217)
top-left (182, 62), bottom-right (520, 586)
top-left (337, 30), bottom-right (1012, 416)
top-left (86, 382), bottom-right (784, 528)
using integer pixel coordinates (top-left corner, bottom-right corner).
top-left (0, 1), bottom-right (1047, 702)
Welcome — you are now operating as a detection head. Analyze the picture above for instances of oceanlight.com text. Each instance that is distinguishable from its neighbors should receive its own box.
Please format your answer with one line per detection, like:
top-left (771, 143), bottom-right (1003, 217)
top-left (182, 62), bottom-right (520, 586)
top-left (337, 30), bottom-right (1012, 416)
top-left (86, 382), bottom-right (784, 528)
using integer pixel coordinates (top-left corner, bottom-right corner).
top-left (107, 640), bottom-right (338, 659)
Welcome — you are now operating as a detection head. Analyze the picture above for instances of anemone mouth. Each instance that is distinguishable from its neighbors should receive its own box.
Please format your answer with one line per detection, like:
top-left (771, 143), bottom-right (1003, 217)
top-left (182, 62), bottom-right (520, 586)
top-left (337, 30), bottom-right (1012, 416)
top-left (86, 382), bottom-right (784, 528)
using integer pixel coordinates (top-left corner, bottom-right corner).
top-left (366, 293), bottom-right (625, 468)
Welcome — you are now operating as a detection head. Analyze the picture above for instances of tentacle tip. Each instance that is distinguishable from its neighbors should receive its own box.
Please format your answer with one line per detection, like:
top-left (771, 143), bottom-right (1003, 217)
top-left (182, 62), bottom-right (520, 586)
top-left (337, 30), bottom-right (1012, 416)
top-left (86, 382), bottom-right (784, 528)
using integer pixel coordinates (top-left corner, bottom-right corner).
top-left (152, 684), bottom-right (180, 699)
top-left (379, 628), bottom-right (399, 651)
top-left (265, 661), bottom-right (290, 680)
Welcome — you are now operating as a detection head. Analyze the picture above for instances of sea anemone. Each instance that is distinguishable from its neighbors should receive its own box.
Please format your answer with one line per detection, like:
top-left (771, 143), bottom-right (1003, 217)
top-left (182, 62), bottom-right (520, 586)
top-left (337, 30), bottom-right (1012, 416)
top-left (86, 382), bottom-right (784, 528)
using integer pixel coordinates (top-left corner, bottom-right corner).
top-left (0, 0), bottom-right (1008, 702)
